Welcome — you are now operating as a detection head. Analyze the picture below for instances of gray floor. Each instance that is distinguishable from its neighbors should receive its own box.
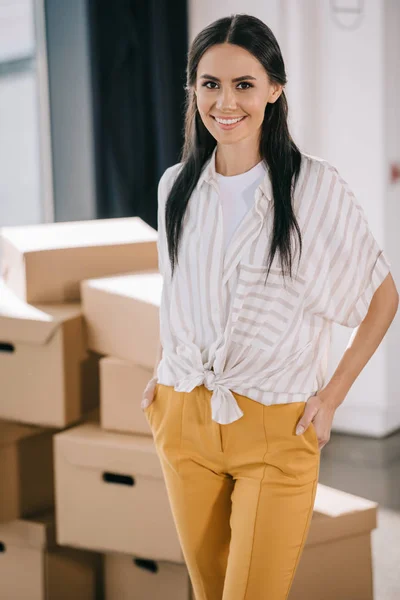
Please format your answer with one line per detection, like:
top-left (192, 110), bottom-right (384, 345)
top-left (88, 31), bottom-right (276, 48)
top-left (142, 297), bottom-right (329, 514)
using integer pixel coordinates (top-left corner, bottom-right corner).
top-left (319, 430), bottom-right (400, 600)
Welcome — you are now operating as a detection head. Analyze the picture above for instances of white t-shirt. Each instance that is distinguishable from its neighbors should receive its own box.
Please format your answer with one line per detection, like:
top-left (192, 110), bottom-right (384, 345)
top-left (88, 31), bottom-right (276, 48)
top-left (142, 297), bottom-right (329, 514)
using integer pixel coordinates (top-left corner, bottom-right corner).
top-left (215, 160), bottom-right (266, 253)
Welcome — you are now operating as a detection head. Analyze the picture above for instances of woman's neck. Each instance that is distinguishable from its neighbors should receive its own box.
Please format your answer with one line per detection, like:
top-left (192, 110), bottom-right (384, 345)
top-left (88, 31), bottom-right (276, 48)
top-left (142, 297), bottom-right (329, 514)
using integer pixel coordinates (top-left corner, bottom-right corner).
top-left (215, 145), bottom-right (262, 177)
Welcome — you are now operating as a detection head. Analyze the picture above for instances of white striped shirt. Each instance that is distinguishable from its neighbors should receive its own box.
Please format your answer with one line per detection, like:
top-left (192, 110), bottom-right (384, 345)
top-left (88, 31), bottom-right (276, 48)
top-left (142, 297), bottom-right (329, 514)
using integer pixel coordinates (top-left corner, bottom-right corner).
top-left (155, 146), bottom-right (391, 424)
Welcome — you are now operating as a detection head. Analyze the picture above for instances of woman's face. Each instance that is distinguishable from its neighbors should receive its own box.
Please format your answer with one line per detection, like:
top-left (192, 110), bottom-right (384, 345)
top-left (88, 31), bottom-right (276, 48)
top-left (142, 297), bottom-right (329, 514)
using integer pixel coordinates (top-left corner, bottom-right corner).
top-left (194, 43), bottom-right (282, 145)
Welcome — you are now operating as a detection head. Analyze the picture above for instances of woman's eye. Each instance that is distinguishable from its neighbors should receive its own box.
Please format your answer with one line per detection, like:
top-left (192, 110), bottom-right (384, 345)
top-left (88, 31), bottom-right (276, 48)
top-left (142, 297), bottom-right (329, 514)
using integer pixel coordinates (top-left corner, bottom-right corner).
top-left (201, 81), bottom-right (253, 90)
top-left (237, 82), bottom-right (253, 90)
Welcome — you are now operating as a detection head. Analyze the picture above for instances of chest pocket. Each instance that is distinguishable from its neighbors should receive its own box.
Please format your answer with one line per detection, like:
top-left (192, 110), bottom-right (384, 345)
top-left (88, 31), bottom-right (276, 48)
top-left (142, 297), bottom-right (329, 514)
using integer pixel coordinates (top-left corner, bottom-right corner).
top-left (230, 261), bottom-right (307, 351)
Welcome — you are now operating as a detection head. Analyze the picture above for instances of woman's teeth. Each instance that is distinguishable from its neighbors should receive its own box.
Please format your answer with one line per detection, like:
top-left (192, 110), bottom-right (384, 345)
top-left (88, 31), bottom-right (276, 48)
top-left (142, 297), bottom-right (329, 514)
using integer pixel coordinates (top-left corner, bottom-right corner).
top-left (214, 116), bottom-right (245, 124)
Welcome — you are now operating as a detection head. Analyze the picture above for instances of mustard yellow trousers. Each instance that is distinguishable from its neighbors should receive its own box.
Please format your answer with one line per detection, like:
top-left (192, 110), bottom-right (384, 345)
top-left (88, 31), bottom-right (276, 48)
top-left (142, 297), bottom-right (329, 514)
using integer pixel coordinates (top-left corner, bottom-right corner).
top-left (144, 383), bottom-right (320, 600)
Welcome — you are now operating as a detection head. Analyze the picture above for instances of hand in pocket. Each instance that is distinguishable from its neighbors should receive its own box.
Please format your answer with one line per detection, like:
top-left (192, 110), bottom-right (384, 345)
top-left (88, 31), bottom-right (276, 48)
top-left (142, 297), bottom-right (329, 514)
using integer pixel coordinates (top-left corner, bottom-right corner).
top-left (141, 376), bottom-right (158, 410)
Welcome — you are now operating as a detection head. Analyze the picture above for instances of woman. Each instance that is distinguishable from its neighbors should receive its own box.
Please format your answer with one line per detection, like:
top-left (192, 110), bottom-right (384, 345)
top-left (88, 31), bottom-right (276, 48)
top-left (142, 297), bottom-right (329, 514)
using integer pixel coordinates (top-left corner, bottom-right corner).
top-left (141, 13), bottom-right (397, 600)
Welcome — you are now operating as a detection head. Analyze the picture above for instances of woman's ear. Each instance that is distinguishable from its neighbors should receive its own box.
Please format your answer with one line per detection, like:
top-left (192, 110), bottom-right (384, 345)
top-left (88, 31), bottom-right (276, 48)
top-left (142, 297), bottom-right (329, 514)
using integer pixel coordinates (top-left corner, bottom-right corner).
top-left (268, 85), bottom-right (283, 104)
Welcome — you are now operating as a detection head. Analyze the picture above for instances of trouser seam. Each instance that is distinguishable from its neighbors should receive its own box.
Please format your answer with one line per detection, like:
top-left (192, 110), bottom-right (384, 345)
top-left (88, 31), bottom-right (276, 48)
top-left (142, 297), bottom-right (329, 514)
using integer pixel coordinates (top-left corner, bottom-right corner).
top-left (180, 388), bottom-right (208, 600)
top-left (242, 406), bottom-right (270, 599)
top-left (178, 391), bottom-right (186, 477)
top-left (283, 475), bottom-right (319, 600)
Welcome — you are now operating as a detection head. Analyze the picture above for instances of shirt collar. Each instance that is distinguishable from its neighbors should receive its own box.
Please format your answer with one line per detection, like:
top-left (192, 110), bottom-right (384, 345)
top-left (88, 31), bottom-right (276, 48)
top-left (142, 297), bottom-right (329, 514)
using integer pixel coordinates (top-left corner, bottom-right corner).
top-left (195, 146), bottom-right (273, 211)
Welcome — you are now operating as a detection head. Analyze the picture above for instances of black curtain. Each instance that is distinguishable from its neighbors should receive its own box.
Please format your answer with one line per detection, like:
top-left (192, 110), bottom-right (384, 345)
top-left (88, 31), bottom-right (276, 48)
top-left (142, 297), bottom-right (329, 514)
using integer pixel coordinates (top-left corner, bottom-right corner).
top-left (88, 0), bottom-right (188, 229)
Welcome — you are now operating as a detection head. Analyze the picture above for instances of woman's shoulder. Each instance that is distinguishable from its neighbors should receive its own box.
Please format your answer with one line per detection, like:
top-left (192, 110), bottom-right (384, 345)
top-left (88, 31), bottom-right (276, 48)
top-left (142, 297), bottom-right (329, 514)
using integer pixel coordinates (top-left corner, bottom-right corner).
top-left (159, 161), bottom-right (184, 189)
top-left (300, 152), bottom-right (341, 177)
top-left (157, 162), bottom-right (184, 211)
top-left (299, 152), bottom-right (356, 201)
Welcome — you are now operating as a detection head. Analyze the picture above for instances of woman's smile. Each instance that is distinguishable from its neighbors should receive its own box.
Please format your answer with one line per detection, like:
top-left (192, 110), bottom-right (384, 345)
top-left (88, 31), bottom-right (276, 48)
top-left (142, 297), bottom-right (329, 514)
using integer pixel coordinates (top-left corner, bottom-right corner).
top-left (211, 115), bottom-right (248, 130)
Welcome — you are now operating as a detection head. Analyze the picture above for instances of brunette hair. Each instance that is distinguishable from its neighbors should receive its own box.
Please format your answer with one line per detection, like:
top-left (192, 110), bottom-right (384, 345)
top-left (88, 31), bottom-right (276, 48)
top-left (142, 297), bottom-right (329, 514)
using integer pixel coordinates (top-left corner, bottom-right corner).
top-left (165, 13), bottom-right (303, 283)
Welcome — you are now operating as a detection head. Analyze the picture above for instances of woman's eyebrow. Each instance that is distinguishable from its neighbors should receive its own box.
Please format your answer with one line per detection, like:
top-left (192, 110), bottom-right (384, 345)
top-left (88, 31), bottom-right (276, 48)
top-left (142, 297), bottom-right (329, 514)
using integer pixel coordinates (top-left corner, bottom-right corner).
top-left (199, 74), bottom-right (257, 82)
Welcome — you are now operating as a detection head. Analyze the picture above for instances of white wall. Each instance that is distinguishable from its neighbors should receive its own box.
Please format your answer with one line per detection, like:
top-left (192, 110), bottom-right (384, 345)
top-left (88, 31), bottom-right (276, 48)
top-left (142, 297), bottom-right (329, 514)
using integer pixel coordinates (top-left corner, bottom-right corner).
top-left (188, 0), bottom-right (400, 436)
top-left (383, 0), bottom-right (400, 432)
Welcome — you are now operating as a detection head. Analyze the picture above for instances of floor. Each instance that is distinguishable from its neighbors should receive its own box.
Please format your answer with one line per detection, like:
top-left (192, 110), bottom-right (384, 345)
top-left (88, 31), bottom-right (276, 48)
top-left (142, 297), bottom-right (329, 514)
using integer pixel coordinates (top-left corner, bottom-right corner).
top-left (319, 429), bottom-right (400, 600)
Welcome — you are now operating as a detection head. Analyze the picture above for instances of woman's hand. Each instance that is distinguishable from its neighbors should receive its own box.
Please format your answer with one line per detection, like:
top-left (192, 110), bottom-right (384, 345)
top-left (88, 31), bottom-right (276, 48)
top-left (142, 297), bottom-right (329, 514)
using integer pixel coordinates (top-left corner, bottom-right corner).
top-left (295, 392), bottom-right (337, 450)
top-left (141, 376), bottom-right (158, 410)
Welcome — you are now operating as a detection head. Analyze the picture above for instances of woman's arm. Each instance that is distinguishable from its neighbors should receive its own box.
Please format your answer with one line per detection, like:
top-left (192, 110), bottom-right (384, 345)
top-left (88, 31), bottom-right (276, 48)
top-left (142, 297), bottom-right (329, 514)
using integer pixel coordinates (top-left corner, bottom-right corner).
top-left (320, 273), bottom-right (399, 410)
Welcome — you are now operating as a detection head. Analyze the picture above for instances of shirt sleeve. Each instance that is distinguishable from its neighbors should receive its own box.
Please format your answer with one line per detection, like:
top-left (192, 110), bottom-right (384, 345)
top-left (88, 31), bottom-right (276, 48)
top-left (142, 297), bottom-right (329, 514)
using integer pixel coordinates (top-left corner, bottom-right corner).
top-left (156, 169), bottom-right (170, 281)
top-left (156, 163), bottom-right (182, 282)
top-left (304, 162), bottom-right (391, 328)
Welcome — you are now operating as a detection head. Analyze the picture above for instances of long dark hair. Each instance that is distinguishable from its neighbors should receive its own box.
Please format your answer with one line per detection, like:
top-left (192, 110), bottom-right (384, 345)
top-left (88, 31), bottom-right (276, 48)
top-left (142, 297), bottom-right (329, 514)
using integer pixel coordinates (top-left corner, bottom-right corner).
top-left (165, 13), bottom-right (303, 283)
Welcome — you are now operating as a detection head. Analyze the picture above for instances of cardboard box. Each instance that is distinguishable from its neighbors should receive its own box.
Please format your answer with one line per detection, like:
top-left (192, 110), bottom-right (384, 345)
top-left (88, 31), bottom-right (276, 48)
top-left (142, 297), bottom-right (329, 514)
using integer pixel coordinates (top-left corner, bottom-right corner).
top-left (104, 552), bottom-right (194, 600)
top-left (0, 511), bottom-right (102, 600)
top-left (0, 420), bottom-right (54, 522)
top-left (313, 431), bottom-right (400, 507)
top-left (100, 356), bottom-right (153, 435)
top-left (0, 280), bottom-right (100, 427)
top-left (0, 216), bottom-right (158, 303)
top-left (53, 422), bottom-right (184, 562)
top-left (81, 271), bottom-right (162, 369)
top-left (289, 484), bottom-right (378, 600)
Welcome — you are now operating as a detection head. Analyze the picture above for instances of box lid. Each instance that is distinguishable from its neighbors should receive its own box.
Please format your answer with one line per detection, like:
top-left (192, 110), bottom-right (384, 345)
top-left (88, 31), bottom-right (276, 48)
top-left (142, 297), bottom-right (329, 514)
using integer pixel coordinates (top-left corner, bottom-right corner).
top-left (81, 271), bottom-right (162, 304)
top-left (0, 217), bottom-right (157, 254)
top-left (54, 422), bottom-right (163, 480)
top-left (307, 483), bottom-right (378, 546)
top-left (0, 511), bottom-right (56, 550)
top-left (0, 279), bottom-right (82, 345)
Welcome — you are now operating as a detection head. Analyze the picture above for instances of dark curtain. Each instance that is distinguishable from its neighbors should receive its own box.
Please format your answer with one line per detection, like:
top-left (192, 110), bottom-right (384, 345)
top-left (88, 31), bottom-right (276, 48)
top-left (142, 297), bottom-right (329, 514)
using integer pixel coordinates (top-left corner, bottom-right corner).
top-left (87, 0), bottom-right (188, 229)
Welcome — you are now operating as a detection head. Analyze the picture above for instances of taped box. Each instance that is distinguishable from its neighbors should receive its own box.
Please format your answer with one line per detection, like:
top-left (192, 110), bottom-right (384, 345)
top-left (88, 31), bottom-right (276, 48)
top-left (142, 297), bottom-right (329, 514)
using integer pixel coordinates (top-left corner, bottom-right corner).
top-left (0, 216), bottom-right (158, 303)
top-left (0, 279), bottom-right (100, 427)
top-left (0, 511), bottom-right (102, 600)
top-left (53, 422), bottom-right (184, 563)
top-left (289, 484), bottom-right (377, 600)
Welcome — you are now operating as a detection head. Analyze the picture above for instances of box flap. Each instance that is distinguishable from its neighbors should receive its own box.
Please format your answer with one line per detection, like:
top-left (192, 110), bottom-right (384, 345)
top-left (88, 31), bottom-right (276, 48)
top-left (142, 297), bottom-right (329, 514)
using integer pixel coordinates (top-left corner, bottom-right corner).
top-left (0, 510), bottom-right (56, 550)
top-left (54, 422), bottom-right (163, 480)
top-left (0, 279), bottom-right (82, 345)
top-left (0, 217), bottom-right (156, 253)
top-left (314, 483), bottom-right (378, 517)
top-left (307, 483), bottom-right (378, 546)
top-left (0, 419), bottom-right (51, 448)
top-left (81, 271), bottom-right (162, 305)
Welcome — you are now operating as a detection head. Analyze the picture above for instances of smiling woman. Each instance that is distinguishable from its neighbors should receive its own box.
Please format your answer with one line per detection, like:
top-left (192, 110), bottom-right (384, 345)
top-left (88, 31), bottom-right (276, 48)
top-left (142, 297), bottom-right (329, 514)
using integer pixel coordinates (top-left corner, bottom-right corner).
top-left (142, 12), bottom-right (395, 600)
top-left (195, 46), bottom-right (282, 144)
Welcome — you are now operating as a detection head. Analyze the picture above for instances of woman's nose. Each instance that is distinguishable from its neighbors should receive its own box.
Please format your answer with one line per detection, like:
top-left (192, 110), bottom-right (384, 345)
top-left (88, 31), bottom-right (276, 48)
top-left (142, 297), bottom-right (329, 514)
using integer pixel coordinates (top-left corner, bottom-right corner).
top-left (216, 88), bottom-right (237, 110)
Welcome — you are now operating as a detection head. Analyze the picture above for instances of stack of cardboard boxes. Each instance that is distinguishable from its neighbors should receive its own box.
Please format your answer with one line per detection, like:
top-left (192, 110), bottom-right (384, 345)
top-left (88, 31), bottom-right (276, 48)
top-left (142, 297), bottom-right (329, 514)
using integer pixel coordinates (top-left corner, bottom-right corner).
top-left (0, 216), bottom-right (379, 599)
top-left (0, 216), bottom-right (193, 599)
